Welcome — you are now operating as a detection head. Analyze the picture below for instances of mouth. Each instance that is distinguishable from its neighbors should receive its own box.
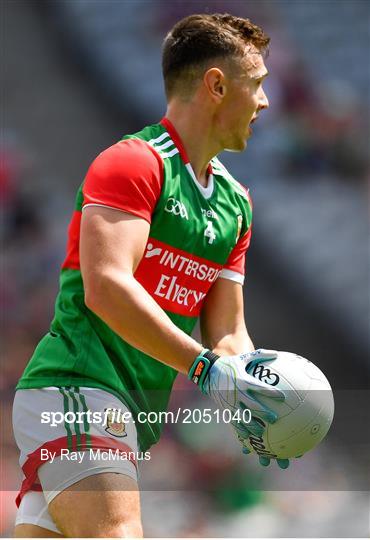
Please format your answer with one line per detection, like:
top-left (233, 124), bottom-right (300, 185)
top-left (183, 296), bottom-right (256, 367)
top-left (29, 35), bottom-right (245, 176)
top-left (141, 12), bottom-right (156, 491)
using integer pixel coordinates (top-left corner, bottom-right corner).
top-left (247, 116), bottom-right (257, 136)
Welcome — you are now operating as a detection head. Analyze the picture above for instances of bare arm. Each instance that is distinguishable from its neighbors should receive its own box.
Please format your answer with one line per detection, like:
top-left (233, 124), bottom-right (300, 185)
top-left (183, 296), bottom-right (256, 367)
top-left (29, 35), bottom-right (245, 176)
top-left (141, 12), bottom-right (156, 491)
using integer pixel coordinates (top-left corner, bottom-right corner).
top-left (200, 277), bottom-right (254, 356)
top-left (80, 206), bottom-right (202, 374)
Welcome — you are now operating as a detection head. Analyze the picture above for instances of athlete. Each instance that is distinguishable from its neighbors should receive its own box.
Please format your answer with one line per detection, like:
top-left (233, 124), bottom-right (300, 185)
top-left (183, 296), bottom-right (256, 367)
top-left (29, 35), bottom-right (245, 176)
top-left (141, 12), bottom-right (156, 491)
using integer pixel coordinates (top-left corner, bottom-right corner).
top-left (13, 13), bottom-right (289, 538)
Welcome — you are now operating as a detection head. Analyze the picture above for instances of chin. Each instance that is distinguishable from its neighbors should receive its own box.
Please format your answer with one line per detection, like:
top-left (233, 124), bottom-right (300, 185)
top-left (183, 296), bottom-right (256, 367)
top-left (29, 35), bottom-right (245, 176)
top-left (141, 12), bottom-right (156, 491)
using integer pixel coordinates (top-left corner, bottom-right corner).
top-left (224, 139), bottom-right (247, 153)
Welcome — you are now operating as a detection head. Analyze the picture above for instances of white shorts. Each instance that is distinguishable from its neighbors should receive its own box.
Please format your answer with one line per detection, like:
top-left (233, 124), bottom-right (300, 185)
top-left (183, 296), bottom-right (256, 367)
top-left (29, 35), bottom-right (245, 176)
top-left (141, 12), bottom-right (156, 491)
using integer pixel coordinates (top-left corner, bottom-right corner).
top-left (13, 386), bottom-right (139, 533)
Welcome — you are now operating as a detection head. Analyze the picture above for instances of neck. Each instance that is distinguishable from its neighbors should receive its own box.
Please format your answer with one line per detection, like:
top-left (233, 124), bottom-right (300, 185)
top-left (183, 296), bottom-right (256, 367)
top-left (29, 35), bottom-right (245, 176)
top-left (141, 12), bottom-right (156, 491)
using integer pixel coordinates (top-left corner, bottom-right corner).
top-left (165, 101), bottom-right (221, 186)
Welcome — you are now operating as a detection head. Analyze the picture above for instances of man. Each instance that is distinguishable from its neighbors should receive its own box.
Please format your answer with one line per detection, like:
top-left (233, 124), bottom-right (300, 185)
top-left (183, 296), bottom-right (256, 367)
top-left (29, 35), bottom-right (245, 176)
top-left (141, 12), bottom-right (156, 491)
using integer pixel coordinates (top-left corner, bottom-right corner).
top-left (13, 13), bottom-right (288, 538)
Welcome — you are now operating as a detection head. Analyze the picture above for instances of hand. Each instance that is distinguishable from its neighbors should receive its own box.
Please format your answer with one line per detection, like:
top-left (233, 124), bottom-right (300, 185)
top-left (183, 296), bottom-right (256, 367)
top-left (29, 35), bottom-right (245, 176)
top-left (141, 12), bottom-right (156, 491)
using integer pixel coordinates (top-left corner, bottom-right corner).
top-left (228, 350), bottom-right (291, 469)
top-left (206, 349), bottom-right (285, 436)
top-left (189, 349), bottom-right (285, 438)
top-left (230, 420), bottom-right (291, 468)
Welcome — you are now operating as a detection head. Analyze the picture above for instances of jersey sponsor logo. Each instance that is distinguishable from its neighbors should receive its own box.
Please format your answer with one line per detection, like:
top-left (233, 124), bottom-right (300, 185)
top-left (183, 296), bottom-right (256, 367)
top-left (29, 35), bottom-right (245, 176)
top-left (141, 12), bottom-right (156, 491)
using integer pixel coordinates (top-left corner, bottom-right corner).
top-left (144, 244), bottom-right (162, 259)
top-left (144, 243), bottom-right (220, 282)
top-left (164, 197), bottom-right (189, 220)
top-left (154, 275), bottom-right (206, 309)
top-left (135, 238), bottom-right (222, 316)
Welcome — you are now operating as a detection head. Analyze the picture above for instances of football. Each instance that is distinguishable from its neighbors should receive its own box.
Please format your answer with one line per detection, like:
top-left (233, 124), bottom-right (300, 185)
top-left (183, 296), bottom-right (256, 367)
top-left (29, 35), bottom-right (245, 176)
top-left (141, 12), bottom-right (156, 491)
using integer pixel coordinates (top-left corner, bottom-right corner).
top-left (244, 352), bottom-right (334, 460)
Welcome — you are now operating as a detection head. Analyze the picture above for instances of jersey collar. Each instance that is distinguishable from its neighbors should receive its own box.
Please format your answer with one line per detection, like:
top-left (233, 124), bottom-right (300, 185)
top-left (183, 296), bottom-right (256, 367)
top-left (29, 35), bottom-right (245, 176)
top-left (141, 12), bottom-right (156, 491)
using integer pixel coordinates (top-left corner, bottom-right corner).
top-left (160, 117), bottom-right (214, 199)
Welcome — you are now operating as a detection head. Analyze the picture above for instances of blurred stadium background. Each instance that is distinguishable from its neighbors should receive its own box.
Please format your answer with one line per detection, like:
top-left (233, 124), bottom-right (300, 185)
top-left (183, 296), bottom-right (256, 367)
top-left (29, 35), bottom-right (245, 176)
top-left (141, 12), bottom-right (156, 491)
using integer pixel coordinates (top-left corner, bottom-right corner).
top-left (1, 0), bottom-right (369, 537)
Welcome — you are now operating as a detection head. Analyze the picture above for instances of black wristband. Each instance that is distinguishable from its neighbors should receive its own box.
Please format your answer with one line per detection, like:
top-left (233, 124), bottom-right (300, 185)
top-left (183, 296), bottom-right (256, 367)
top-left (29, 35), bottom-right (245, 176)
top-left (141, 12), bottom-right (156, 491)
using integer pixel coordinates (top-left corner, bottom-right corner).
top-left (188, 349), bottom-right (220, 391)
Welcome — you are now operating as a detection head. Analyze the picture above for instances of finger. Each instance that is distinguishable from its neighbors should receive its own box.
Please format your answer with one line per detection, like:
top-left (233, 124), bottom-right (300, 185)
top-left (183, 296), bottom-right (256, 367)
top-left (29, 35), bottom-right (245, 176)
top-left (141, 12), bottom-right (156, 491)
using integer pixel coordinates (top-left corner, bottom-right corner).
top-left (238, 371), bottom-right (285, 401)
top-left (245, 392), bottom-right (284, 424)
top-left (255, 409), bottom-right (277, 424)
top-left (277, 458), bottom-right (290, 469)
top-left (247, 385), bottom-right (285, 401)
top-left (246, 420), bottom-right (264, 437)
top-left (259, 456), bottom-right (271, 467)
top-left (233, 415), bottom-right (264, 438)
top-left (249, 407), bottom-right (277, 425)
top-left (239, 401), bottom-right (277, 426)
top-left (232, 422), bottom-right (251, 439)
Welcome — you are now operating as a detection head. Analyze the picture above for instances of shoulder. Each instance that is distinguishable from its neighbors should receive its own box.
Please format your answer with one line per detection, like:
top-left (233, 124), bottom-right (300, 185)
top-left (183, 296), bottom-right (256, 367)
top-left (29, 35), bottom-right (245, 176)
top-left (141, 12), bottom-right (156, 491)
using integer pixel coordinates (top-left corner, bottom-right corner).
top-left (82, 137), bottom-right (165, 222)
top-left (88, 138), bottom-right (164, 179)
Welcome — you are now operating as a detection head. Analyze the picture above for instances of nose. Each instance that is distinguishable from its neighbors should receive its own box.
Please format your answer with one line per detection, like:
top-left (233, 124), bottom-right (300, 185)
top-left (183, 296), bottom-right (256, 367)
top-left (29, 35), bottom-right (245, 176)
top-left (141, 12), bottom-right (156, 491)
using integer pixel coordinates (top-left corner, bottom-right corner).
top-left (259, 87), bottom-right (269, 110)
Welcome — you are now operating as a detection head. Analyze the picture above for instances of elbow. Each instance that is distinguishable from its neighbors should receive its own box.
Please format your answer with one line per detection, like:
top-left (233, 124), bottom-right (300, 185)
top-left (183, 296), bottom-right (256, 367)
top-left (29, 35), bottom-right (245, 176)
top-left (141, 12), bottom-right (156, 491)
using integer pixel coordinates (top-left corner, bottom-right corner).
top-left (83, 272), bottom-right (111, 315)
top-left (84, 282), bottom-right (103, 314)
top-left (83, 269), bottom-right (133, 314)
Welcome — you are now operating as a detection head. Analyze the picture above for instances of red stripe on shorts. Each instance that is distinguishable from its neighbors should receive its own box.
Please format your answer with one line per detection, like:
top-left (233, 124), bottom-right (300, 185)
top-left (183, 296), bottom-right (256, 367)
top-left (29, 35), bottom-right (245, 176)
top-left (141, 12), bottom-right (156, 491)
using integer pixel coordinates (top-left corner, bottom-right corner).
top-left (16, 434), bottom-right (136, 507)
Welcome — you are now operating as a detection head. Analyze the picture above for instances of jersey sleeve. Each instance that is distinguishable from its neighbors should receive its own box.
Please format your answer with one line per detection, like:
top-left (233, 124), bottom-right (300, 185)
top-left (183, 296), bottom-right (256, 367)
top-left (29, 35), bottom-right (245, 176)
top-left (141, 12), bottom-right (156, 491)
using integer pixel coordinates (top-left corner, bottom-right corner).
top-left (82, 138), bottom-right (164, 224)
top-left (219, 226), bottom-right (252, 285)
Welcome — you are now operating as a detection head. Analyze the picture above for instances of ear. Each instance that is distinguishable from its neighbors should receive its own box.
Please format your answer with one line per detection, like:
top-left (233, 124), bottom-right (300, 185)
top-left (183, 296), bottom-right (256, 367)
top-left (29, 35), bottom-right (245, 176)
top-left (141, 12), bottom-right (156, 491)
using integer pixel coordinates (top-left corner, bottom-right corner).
top-left (203, 67), bottom-right (227, 103)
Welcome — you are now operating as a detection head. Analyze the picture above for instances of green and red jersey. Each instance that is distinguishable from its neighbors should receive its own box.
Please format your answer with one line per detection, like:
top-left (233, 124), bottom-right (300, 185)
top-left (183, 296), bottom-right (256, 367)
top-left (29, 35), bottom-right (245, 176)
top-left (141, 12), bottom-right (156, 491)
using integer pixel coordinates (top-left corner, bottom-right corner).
top-left (17, 118), bottom-right (253, 451)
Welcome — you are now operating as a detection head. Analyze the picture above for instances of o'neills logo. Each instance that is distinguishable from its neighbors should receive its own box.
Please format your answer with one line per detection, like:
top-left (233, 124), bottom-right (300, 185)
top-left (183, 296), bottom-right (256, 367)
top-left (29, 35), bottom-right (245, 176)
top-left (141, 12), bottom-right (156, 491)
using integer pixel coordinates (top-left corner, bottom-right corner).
top-left (248, 434), bottom-right (278, 458)
top-left (134, 238), bottom-right (222, 316)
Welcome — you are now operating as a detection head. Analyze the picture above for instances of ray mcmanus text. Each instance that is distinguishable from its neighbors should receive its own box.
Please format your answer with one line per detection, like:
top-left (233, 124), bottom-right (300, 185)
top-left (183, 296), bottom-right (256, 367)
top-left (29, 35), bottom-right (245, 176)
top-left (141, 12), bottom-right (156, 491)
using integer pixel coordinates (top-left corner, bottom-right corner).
top-left (40, 448), bottom-right (151, 464)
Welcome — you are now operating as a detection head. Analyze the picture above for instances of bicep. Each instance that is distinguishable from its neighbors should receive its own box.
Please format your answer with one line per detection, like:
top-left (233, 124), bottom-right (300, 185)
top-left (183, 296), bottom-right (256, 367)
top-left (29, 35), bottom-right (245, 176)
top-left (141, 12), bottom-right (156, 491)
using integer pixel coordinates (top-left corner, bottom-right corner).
top-left (80, 206), bottom-right (150, 286)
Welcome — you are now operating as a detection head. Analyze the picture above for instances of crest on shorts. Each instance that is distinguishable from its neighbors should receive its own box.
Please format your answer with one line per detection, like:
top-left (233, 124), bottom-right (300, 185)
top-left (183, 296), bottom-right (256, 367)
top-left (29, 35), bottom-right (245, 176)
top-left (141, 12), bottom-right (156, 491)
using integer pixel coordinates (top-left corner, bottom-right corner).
top-left (236, 215), bottom-right (243, 244)
top-left (104, 407), bottom-right (127, 438)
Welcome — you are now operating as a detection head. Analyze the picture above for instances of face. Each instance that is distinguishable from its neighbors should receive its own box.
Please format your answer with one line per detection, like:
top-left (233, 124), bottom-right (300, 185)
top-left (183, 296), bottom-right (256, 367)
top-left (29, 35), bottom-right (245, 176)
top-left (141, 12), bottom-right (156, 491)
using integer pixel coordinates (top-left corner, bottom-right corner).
top-left (218, 47), bottom-right (269, 151)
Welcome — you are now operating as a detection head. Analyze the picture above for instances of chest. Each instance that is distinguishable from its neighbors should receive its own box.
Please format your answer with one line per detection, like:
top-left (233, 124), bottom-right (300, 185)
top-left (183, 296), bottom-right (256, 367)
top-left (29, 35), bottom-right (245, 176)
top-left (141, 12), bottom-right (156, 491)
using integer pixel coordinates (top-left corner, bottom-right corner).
top-left (133, 160), bottom-right (247, 317)
top-left (150, 164), bottom-right (243, 265)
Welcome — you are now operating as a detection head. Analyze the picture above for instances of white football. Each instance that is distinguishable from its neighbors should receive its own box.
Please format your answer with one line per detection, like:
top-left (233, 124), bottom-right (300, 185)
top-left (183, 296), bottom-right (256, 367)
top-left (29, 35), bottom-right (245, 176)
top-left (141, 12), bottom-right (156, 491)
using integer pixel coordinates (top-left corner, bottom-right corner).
top-left (244, 351), bottom-right (334, 460)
